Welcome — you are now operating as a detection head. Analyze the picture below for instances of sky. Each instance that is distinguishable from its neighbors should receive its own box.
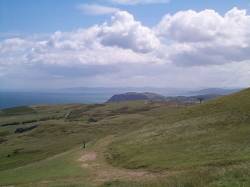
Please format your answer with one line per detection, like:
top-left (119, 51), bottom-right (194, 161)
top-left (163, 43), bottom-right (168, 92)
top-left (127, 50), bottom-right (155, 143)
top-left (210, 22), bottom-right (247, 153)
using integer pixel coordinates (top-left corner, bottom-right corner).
top-left (0, 0), bottom-right (250, 90)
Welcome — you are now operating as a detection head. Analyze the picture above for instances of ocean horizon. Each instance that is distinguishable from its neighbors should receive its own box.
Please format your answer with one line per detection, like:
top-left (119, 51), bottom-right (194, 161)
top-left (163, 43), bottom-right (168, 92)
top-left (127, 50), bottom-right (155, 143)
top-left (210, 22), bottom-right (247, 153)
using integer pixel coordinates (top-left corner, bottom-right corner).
top-left (0, 91), bottom-right (112, 109)
top-left (1, 87), bottom-right (239, 109)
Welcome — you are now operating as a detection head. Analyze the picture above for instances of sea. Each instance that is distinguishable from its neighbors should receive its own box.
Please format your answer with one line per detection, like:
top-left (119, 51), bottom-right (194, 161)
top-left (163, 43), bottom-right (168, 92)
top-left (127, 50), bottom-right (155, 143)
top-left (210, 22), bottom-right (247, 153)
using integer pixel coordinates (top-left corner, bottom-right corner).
top-left (0, 91), bottom-right (111, 109)
top-left (0, 87), bottom-right (189, 109)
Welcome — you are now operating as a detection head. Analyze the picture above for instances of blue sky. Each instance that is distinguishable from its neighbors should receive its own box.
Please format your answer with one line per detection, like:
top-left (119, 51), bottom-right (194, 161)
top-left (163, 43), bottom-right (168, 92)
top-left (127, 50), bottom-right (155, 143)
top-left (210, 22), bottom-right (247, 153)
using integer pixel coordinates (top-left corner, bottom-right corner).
top-left (1, 0), bottom-right (249, 34)
top-left (1, 0), bottom-right (250, 90)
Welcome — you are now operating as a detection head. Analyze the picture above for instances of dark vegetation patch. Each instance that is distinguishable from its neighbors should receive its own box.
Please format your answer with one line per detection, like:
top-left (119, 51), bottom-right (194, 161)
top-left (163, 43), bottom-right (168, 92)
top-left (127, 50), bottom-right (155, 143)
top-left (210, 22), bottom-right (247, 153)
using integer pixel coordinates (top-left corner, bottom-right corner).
top-left (1, 122), bottom-right (20, 127)
top-left (14, 125), bottom-right (38, 134)
top-left (88, 117), bottom-right (98, 123)
top-left (21, 119), bottom-right (38, 124)
top-left (1, 115), bottom-right (64, 127)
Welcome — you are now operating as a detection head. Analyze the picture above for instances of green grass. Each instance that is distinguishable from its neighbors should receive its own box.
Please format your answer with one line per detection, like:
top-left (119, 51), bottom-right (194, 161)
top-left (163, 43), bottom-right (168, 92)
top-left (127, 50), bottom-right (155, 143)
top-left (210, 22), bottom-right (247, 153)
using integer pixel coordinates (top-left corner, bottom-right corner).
top-left (1, 89), bottom-right (250, 186)
top-left (0, 101), bottom-right (156, 186)
top-left (100, 165), bottom-right (250, 187)
top-left (0, 148), bottom-right (92, 187)
top-left (105, 88), bottom-right (250, 186)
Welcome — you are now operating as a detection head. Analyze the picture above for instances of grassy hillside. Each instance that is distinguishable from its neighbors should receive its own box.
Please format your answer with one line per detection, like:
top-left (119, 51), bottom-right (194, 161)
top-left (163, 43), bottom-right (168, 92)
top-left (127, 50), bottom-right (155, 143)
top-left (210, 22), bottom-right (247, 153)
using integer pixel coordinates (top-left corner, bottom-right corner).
top-left (0, 89), bottom-right (250, 186)
top-left (106, 88), bottom-right (250, 186)
top-left (0, 101), bottom-right (169, 186)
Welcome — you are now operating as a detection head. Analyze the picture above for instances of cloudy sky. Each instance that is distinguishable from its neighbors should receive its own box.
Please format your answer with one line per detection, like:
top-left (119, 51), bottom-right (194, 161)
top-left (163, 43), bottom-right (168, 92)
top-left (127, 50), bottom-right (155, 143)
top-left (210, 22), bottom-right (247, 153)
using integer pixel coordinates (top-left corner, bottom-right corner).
top-left (0, 0), bottom-right (250, 90)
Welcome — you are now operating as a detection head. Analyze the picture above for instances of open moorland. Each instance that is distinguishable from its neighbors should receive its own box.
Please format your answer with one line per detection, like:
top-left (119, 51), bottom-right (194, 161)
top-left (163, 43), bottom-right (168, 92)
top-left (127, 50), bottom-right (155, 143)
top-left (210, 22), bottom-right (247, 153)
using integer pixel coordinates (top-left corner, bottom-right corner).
top-left (1, 88), bottom-right (250, 187)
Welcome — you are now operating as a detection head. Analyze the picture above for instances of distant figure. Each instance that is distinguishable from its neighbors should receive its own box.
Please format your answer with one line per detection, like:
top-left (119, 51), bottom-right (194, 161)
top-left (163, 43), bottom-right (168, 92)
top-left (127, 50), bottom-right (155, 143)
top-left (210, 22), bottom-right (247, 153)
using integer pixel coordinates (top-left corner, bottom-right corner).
top-left (198, 97), bottom-right (204, 104)
top-left (82, 141), bottom-right (86, 149)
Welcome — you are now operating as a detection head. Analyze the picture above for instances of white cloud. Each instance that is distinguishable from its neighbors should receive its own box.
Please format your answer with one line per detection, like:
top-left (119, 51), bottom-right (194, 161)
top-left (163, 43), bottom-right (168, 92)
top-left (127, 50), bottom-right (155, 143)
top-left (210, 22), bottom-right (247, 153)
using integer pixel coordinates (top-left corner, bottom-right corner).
top-left (0, 38), bottom-right (31, 53)
top-left (155, 7), bottom-right (250, 66)
top-left (77, 4), bottom-right (120, 15)
top-left (99, 11), bottom-right (160, 53)
top-left (109, 0), bottom-right (170, 5)
top-left (1, 8), bottom-right (250, 88)
top-left (2, 8), bottom-right (250, 67)
top-left (156, 7), bottom-right (250, 44)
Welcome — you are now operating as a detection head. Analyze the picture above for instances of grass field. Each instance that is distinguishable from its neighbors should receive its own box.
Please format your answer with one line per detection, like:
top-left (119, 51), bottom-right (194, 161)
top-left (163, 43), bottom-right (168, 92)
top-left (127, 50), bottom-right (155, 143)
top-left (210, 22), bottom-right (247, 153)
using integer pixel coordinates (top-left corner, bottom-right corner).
top-left (106, 88), bottom-right (250, 186)
top-left (0, 89), bottom-right (250, 186)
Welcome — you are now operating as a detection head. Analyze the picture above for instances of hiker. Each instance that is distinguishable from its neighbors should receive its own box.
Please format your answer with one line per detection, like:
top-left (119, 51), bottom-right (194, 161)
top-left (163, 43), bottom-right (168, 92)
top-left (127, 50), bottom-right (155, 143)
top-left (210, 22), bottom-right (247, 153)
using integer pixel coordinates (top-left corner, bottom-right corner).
top-left (82, 141), bottom-right (86, 149)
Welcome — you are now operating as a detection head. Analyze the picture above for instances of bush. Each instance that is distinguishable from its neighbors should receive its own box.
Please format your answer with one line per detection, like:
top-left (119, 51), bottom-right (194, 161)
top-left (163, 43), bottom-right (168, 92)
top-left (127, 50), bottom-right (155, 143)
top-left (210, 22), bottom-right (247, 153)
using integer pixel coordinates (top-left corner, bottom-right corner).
top-left (88, 117), bottom-right (98, 123)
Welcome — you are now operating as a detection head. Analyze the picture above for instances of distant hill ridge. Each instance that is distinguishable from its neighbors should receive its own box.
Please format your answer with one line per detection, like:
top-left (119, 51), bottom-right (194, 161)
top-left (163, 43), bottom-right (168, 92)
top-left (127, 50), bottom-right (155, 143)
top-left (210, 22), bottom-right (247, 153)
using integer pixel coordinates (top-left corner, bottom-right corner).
top-left (107, 92), bottom-right (221, 103)
top-left (107, 92), bottom-right (166, 103)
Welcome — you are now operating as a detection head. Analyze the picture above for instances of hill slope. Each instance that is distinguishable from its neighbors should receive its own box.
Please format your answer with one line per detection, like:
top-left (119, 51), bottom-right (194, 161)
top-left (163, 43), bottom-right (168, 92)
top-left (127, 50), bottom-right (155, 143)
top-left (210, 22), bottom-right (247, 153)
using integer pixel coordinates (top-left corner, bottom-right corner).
top-left (106, 88), bottom-right (250, 186)
top-left (0, 89), bottom-right (250, 187)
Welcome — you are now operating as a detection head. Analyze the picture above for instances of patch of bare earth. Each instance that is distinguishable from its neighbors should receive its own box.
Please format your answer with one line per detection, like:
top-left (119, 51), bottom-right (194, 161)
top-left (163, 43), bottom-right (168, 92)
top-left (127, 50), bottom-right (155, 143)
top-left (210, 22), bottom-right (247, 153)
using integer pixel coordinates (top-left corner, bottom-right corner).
top-left (78, 136), bottom-right (168, 185)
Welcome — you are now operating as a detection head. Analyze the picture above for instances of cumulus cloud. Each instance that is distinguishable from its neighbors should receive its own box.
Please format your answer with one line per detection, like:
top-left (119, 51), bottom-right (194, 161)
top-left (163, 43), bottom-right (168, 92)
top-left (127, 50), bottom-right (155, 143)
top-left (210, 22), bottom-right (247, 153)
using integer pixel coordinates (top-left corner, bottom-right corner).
top-left (0, 15), bottom-right (160, 69)
top-left (156, 9), bottom-right (222, 42)
top-left (156, 7), bottom-right (250, 65)
top-left (77, 4), bottom-right (120, 15)
top-left (99, 11), bottom-right (160, 52)
top-left (1, 8), bottom-right (250, 67)
top-left (1, 8), bottom-right (250, 88)
top-left (156, 7), bottom-right (250, 44)
top-left (108, 0), bottom-right (170, 5)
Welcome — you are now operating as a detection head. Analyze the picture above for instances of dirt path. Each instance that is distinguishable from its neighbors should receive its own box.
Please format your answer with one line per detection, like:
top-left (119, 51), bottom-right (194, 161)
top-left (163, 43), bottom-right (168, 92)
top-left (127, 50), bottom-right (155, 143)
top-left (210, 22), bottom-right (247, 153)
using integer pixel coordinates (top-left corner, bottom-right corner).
top-left (78, 136), bottom-right (167, 185)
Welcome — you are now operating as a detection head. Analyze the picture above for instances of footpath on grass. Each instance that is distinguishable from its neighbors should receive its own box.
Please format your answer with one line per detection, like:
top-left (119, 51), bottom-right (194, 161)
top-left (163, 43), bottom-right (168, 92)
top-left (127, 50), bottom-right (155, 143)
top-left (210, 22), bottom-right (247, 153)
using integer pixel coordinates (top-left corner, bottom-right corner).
top-left (78, 135), bottom-right (171, 185)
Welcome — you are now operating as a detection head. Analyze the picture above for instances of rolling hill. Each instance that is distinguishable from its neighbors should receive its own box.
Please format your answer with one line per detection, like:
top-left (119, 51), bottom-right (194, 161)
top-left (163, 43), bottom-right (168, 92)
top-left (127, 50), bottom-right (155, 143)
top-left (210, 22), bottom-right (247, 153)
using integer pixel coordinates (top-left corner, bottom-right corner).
top-left (0, 88), bottom-right (250, 186)
top-left (106, 88), bottom-right (250, 186)
top-left (107, 92), bottom-right (166, 102)
top-left (107, 92), bottom-right (220, 103)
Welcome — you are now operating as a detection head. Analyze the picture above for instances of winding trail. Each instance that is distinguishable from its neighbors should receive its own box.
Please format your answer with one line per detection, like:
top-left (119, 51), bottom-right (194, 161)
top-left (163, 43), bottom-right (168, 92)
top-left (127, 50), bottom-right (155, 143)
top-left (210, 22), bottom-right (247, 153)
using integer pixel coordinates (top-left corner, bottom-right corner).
top-left (78, 136), bottom-right (168, 185)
